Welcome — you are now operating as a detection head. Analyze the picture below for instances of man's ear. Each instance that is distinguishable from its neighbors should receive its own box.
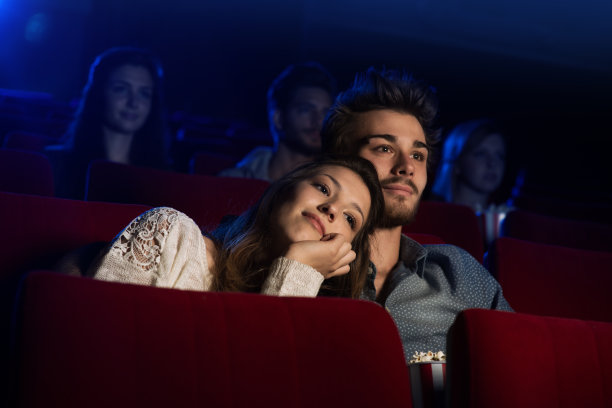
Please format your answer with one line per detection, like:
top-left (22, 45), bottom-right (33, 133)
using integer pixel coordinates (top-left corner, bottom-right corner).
top-left (272, 110), bottom-right (283, 132)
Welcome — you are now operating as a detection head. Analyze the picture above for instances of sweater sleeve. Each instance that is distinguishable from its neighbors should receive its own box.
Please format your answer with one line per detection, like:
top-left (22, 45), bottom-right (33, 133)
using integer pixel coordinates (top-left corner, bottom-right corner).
top-left (92, 207), bottom-right (212, 291)
top-left (261, 257), bottom-right (324, 297)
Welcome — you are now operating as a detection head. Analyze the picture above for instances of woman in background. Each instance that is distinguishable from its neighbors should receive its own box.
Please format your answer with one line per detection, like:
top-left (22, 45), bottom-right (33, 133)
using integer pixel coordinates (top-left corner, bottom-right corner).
top-left (46, 46), bottom-right (169, 199)
top-left (431, 119), bottom-right (508, 211)
top-left (431, 119), bottom-right (511, 247)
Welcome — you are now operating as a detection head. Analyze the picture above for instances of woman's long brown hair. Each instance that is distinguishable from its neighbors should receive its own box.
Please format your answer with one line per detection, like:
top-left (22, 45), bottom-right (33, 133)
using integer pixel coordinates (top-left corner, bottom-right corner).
top-left (208, 156), bottom-right (384, 299)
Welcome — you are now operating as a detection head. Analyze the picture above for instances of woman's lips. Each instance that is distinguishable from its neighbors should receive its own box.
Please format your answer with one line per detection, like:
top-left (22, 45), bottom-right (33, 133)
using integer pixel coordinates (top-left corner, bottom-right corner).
top-left (303, 212), bottom-right (325, 237)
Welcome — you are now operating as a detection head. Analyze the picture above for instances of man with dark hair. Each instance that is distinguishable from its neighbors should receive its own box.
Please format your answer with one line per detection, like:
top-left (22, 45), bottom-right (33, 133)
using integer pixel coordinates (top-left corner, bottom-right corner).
top-left (220, 62), bottom-right (336, 181)
top-left (321, 68), bottom-right (512, 360)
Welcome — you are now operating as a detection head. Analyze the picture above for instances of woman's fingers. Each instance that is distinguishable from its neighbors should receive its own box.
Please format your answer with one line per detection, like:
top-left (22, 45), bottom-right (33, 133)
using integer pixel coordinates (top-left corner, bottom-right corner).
top-left (326, 264), bottom-right (351, 278)
top-left (284, 233), bottom-right (356, 278)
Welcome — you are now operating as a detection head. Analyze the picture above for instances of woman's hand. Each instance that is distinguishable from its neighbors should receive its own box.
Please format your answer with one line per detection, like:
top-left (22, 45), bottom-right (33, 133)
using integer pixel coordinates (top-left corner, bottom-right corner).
top-left (284, 233), bottom-right (355, 279)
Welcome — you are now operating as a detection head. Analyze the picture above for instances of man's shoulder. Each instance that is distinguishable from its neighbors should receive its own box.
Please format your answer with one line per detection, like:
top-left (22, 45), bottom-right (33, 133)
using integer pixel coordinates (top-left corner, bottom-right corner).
top-left (217, 146), bottom-right (273, 180)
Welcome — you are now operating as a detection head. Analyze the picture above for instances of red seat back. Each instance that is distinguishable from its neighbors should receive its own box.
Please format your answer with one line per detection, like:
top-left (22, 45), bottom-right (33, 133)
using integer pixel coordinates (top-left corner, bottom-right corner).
top-left (0, 191), bottom-right (150, 282)
top-left (448, 309), bottom-right (612, 408)
top-left (0, 149), bottom-right (54, 196)
top-left (404, 232), bottom-right (445, 245)
top-left (12, 272), bottom-right (413, 407)
top-left (488, 237), bottom-right (612, 322)
top-left (86, 160), bottom-right (270, 229)
top-left (2, 131), bottom-right (58, 153)
top-left (502, 209), bottom-right (612, 252)
top-left (402, 201), bottom-right (484, 262)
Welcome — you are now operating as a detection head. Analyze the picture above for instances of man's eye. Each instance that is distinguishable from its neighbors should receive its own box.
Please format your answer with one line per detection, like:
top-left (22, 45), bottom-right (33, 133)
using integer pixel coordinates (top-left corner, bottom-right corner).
top-left (412, 152), bottom-right (426, 161)
top-left (344, 213), bottom-right (356, 229)
top-left (375, 145), bottom-right (392, 153)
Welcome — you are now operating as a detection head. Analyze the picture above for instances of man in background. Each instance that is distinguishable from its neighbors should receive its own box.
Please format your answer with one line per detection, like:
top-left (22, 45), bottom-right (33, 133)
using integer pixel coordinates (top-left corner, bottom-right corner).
top-left (219, 62), bottom-right (336, 181)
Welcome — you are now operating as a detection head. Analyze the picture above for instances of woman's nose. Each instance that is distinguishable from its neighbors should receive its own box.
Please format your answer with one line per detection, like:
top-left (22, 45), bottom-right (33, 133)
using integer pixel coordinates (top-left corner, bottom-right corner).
top-left (318, 204), bottom-right (336, 221)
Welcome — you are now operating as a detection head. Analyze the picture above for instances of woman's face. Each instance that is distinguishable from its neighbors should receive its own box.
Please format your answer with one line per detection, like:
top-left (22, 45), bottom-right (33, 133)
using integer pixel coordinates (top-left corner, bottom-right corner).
top-left (103, 64), bottom-right (154, 135)
top-left (457, 133), bottom-right (506, 194)
top-left (271, 165), bottom-right (372, 252)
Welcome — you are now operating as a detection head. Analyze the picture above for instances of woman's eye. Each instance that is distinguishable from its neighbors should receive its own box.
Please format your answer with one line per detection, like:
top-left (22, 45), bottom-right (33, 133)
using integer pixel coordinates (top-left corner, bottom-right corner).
top-left (314, 183), bottom-right (329, 195)
top-left (111, 85), bottom-right (127, 94)
top-left (139, 89), bottom-right (152, 100)
top-left (344, 213), bottom-right (356, 229)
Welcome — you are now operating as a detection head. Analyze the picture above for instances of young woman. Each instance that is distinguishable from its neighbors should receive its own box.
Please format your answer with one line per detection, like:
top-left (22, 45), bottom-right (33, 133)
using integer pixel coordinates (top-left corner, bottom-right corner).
top-left (92, 156), bottom-right (385, 299)
top-left (431, 119), bottom-right (513, 247)
top-left (431, 119), bottom-right (508, 211)
top-left (46, 46), bottom-right (169, 199)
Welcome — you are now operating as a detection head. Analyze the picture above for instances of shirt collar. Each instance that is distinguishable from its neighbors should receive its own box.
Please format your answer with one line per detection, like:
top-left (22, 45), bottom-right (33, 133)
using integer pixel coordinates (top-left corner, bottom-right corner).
top-left (398, 234), bottom-right (428, 278)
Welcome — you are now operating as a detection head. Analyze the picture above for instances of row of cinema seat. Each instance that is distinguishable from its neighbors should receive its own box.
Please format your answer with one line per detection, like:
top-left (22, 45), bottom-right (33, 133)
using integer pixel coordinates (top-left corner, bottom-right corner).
top-left (7, 272), bottom-right (612, 407)
top-left (3, 187), bottom-right (610, 325)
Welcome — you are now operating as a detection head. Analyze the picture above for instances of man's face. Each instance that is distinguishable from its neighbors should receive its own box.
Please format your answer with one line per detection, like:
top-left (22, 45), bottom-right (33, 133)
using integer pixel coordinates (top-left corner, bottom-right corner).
top-left (274, 86), bottom-right (332, 155)
top-left (353, 109), bottom-right (428, 227)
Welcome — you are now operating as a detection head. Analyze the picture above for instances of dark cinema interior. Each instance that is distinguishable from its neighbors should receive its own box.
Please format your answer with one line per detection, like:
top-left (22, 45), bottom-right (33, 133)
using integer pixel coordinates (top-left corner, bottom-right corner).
top-left (2, 0), bottom-right (612, 407)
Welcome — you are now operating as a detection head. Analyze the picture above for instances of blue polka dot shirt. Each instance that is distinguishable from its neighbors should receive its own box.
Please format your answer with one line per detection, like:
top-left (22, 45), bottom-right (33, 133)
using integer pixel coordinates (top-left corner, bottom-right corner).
top-left (362, 235), bottom-right (513, 363)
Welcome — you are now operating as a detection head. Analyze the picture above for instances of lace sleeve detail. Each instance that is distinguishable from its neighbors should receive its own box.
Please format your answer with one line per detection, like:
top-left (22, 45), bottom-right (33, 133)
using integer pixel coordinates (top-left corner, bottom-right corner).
top-left (261, 257), bottom-right (324, 297)
top-left (92, 207), bottom-right (211, 291)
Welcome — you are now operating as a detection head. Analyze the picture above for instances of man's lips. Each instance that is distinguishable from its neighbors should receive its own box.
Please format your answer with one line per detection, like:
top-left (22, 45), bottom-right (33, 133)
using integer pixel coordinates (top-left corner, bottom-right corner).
top-left (383, 184), bottom-right (415, 196)
top-left (303, 212), bottom-right (325, 237)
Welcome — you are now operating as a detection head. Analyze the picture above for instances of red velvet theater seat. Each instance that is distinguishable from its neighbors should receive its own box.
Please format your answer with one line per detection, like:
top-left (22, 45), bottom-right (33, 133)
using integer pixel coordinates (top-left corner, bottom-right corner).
top-left (402, 201), bottom-right (484, 263)
top-left (0, 191), bottom-right (150, 282)
top-left (1, 130), bottom-right (58, 153)
top-left (0, 149), bottom-right (54, 196)
top-left (488, 237), bottom-right (612, 322)
top-left (86, 160), bottom-right (270, 229)
top-left (12, 272), bottom-right (413, 408)
top-left (447, 309), bottom-right (612, 408)
top-left (501, 209), bottom-right (612, 252)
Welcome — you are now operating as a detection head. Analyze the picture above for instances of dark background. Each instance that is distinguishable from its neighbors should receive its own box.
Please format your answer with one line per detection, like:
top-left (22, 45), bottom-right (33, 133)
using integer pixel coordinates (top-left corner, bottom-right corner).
top-left (1, 0), bottom-right (611, 198)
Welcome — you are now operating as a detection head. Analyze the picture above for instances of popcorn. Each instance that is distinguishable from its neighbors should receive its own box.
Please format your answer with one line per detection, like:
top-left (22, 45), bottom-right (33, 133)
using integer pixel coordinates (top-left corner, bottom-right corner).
top-left (409, 350), bottom-right (446, 364)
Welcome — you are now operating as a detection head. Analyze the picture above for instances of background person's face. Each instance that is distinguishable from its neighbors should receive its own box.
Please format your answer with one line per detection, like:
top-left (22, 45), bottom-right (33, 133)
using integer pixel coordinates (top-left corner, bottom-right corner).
top-left (276, 86), bottom-right (332, 155)
top-left (457, 133), bottom-right (506, 194)
top-left (270, 165), bottom-right (371, 256)
top-left (354, 110), bottom-right (428, 227)
top-left (103, 64), bottom-right (154, 135)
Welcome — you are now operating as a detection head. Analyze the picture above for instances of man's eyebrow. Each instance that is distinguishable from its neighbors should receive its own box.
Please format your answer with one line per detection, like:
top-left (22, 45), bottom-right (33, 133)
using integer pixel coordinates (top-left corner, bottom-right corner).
top-left (414, 140), bottom-right (430, 151)
top-left (323, 173), bottom-right (365, 221)
top-left (360, 134), bottom-right (430, 152)
top-left (360, 134), bottom-right (397, 144)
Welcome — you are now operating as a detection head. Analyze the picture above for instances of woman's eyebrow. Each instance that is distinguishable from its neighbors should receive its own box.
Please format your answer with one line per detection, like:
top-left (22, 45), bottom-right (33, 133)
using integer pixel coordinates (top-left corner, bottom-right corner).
top-left (323, 173), bottom-right (365, 221)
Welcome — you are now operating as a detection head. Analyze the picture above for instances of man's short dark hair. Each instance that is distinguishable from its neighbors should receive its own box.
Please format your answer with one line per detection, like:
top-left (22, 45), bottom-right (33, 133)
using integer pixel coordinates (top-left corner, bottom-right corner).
top-left (321, 67), bottom-right (441, 172)
top-left (267, 62), bottom-right (337, 116)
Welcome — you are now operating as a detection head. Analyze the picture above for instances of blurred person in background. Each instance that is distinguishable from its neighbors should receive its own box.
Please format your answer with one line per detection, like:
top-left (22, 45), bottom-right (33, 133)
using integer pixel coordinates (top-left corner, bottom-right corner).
top-left (431, 119), bottom-right (512, 246)
top-left (46, 46), bottom-right (170, 199)
top-left (219, 62), bottom-right (336, 182)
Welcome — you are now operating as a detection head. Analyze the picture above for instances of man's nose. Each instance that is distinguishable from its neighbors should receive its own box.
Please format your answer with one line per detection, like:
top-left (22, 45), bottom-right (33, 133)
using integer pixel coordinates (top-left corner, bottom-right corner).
top-left (392, 152), bottom-right (415, 177)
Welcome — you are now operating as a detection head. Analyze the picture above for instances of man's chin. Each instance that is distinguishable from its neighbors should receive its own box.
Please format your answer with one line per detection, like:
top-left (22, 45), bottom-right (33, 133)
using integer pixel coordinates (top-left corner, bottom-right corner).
top-left (380, 200), bottom-right (420, 228)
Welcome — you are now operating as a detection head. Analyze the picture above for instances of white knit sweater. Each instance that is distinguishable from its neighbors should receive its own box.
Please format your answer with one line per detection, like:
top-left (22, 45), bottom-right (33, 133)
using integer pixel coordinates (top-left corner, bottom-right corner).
top-left (93, 207), bottom-right (324, 297)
